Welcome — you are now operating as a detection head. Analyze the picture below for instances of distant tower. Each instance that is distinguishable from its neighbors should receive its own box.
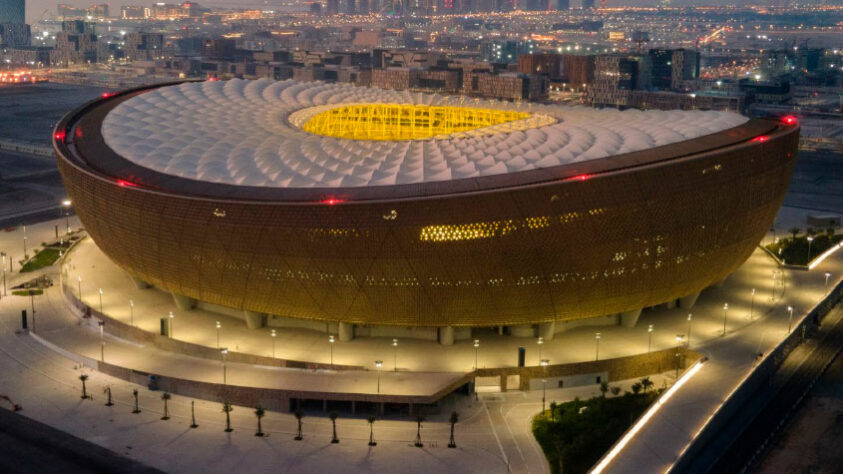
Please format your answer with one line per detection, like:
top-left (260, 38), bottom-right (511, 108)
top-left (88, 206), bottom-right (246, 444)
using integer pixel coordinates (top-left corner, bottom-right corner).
top-left (0, 0), bottom-right (25, 23)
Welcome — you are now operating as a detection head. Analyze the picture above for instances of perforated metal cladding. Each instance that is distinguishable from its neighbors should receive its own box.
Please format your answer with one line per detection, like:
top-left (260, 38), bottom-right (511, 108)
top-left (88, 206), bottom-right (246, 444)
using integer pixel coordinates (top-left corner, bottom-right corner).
top-left (57, 126), bottom-right (798, 328)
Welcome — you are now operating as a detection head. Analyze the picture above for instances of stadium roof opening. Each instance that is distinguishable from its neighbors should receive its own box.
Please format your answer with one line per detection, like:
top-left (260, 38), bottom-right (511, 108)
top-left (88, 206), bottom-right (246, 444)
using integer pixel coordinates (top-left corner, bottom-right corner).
top-left (302, 104), bottom-right (531, 141)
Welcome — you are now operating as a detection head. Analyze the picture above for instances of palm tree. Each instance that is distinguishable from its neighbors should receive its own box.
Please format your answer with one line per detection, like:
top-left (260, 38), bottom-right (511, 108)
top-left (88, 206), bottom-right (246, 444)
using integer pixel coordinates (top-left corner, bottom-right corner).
top-left (599, 381), bottom-right (609, 398)
top-left (789, 227), bottom-right (800, 240)
top-left (610, 386), bottom-right (621, 397)
top-left (254, 406), bottom-right (265, 437)
top-left (329, 411), bottom-right (339, 443)
top-left (189, 400), bottom-right (198, 428)
top-left (293, 409), bottom-right (304, 440)
top-left (414, 414), bottom-right (425, 448)
top-left (448, 412), bottom-right (459, 448)
top-left (160, 392), bottom-right (171, 420)
top-left (631, 382), bottom-right (642, 395)
top-left (132, 388), bottom-right (141, 413)
top-left (641, 377), bottom-right (653, 393)
top-left (367, 415), bottom-right (377, 446)
top-left (222, 402), bottom-right (233, 432)
top-left (549, 401), bottom-right (557, 421)
top-left (79, 374), bottom-right (89, 399)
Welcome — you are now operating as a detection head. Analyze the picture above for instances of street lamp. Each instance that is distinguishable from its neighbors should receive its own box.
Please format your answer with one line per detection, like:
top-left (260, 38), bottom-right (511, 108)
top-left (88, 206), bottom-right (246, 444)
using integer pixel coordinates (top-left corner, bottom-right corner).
top-left (687, 314), bottom-right (693, 348)
top-left (99, 320), bottom-right (105, 362)
top-left (374, 360), bottom-right (383, 394)
top-left (787, 305), bottom-right (794, 333)
top-left (537, 336), bottom-right (544, 364)
top-left (674, 335), bottom-right (684, 378)
top-left (807, 236), bottom-right (814, 260)
top-left (647, 324), bottom-right (654, 353)
top-left (77, 275), bottom-right (82, 301)
top-left (770, 270), bottom-right (778, 302)
top-left (392, 338), bottom-right (398, 371)
top-left (221, 348), bottom-right (228, 384)
top-left (62, 199), bottom-right (72, 234)
top-left (1, 252), bottom-right (6, 297)
top-left (22, 224), bottom-right (27, 259)
top-left (540, 358), bottom-right (549, 414)
top-left (98, 288), bottom-right (103, 313)
top-left (473, 339), bottom-right (480, 370)
top-left (168, 311), bottom-right (174, 338)
top-left (129, 299), bottom-right (134, 327)
top-left (595, 332), bottom-right (601, 361)
top-left (213, 321), bottom-right (220, 348)
top-left (722, 303), bottom-right (729, 336)
top-left (750, 288), bottom-right (756, 319)
top-left (271, 329), bottom-right (277, 358)
top-left (329, 334), bottom-right (335, 366)
top-left (825, 272), bottom-right (832, 295)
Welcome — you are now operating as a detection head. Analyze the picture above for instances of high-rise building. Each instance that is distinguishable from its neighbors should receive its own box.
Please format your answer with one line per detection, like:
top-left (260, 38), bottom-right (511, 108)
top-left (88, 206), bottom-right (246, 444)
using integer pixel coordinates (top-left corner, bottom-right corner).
top-left (582, 0), bottom-right (595, 9)
top-left (327, 0), bottom-right (340, 15)
top-left (556, 0), bottom-right (569, 9)
top-left (0, 0), bottom-right (24, 24)
top-left (121, 5), bottom-right (146, 19)
top-left (649, 49), bottom-right (699, 90)
top-left (345, 0), bottom-right (356, 13)
top-left (0, 22), bottom-right (29, 47)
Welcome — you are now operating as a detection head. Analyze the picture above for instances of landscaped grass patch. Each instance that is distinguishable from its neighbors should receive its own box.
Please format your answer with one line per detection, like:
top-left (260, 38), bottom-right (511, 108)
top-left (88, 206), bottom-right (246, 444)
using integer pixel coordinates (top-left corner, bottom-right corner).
top-left (19, 247), bottom-right (62, 273)
top-left (12, 289), bottom-right (43, 296)
top-left (532, 380), bottom-right (663, 474)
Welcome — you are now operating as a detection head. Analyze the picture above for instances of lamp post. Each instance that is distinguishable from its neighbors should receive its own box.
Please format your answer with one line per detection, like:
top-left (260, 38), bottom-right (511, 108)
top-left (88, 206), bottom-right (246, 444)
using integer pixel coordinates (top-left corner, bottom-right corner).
top-left (221, 348), bottom-right (228, 384)
top-left (536, 336), bottom-right (544, 364)
top-left (77, 275), bottom-right (82, 301)
top-left (722, 303), bottom-right (729, 336)
top-left (215, 321), bottom-right (221, 349)
top-left (129, 299), bottom-right (134, 327)
top-left (540, 358), bottom-right (549, 414)
top-left (329, 334), bottom-right (335, 366)
top-left (807, 236), bottom-right (814, 260)
top-left (687, 314), bottom-right (693, 348)
top-left (647, 324), bottom-right (653, 353)
top-left (271, 329), bottom-right (277, 358)
top-left (473, 339), bottom-right (480, 370)
top-left (392, 338), bottom-right (398, 371)
top-left (788, 305), bottom-right (794, 333)
top-left (674, 335), bottom-right (683, 378)
top-left (374, 360), bottom-right (383, 394)
top-left (62, 199), bottom-right (72, 234)
top-left (1, 252), bottom-right (6, 297)
top-left (98, 288), bottom-right (103, 313)
top-left (22, 224), bottom-right (27, 259)
top-left (595, 332), bottom-right (601, 361)
top-left (826, 272), bottom-right (832, 295)
top-left (771, 270), bottom-right (777, 302)
top-left (99, 320), bottom-right (105, 362)
top-left (168, 311), bottom-right (174, 339)
top-left (750, 288), bottom-right (756, 319)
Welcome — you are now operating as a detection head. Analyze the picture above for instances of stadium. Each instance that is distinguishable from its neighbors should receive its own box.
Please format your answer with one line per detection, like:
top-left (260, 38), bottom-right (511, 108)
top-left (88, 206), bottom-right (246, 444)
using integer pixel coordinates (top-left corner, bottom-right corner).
top-left (54, 79), bottom-right (799, 344)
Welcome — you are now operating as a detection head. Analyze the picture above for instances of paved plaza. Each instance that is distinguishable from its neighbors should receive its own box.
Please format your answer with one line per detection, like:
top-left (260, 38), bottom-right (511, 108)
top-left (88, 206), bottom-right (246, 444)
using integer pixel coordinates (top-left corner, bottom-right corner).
top-left (0, 203), bottom-right (841, 473)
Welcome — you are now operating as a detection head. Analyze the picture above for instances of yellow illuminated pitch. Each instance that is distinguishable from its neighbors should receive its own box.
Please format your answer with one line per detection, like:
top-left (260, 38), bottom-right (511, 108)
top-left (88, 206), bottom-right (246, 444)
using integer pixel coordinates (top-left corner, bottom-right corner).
top-left (302, 104), bottom-right (531, 141)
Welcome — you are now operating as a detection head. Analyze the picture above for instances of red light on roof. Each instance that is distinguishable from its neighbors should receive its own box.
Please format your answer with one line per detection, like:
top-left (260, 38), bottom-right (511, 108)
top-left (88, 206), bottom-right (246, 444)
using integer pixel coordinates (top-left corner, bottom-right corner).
top-left (54, 130), bottom-right (66, 142)
top-left (101, 92), bottom-right (112, 98)
top-left (565, 174), bottom-right (592, 182)
top-left (116, 179), bottom-right (137, 187)
top-left (321, 198), bottom-right (345, 206)
top-left (208, 77), bottom-right (219, 81)
top-left (782, 115), bottom-right (798, 125)
top-left (751, 136), bottom-right (769, 143)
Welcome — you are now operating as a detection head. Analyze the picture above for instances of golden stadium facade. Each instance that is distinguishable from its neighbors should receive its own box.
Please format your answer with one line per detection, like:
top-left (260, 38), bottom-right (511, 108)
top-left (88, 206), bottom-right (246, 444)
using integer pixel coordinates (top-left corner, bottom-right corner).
top-left (54, 79), bottom-right (799, 333)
